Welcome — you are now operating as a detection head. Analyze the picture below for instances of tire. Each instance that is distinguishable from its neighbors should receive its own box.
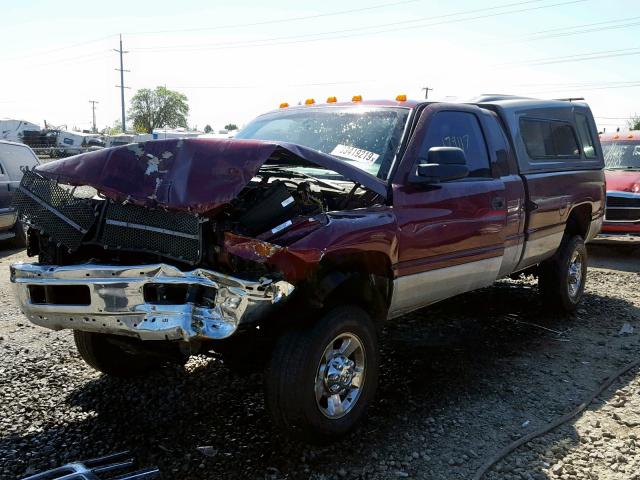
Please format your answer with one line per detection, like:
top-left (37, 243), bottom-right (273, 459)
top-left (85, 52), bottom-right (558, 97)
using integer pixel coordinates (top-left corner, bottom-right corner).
top-left (264, 305), bottom-right (379, 444)
top-left (538, 234), bottom-right (587, 312)
top-left (73, 330), bottom-right (179, 377)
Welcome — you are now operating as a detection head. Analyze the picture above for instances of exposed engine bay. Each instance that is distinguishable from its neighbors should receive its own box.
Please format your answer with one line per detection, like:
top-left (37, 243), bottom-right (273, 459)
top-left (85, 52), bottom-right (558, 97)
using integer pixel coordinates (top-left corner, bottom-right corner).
top-left (16, 166), bottom-right (382, 279)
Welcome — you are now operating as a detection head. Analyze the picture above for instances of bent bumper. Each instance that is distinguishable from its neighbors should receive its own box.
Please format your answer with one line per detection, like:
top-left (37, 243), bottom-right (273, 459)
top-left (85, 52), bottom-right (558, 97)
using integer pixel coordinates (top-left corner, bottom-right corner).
top-left (10, 262), bottom-right (294, 341)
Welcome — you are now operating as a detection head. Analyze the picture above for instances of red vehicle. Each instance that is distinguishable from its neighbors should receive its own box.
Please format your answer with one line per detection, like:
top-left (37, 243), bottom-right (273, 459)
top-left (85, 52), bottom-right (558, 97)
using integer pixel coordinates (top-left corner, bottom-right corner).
top-left (10, 95), bottom-right (604, 442)
top-left (599, 131), bottom-right (640, 241)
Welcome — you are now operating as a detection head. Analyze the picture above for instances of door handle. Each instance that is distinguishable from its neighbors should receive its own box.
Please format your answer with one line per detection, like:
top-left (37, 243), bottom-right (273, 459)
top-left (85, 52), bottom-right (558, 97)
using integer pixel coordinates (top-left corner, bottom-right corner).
top-left (491, 197), bottom-right (506, 209)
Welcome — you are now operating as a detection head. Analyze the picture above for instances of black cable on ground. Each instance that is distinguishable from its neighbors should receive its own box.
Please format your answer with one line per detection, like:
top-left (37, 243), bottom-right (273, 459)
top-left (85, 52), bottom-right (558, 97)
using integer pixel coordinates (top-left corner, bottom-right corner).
top-left (473, 358), bottom-right (640, 480)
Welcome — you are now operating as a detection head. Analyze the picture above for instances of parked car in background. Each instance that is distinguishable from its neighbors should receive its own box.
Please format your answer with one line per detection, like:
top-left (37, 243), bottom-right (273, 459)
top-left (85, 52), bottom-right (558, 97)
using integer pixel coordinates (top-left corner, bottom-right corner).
top-left (599, 131), bottom-right (640, 242)
top-left (10, 95), bottom-right (604, 442)
top-left (0, 140), bottom-right (39, 246)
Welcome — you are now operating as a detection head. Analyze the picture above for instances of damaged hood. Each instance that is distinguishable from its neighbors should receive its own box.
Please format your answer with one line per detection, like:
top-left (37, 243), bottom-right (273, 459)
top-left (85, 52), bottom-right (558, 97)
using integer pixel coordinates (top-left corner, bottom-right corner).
top-left (35, 138), bottom-right (388, 214)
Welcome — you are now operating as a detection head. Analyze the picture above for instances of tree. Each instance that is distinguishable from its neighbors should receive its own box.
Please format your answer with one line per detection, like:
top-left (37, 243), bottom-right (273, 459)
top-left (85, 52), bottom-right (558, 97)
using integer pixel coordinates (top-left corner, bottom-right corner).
top-left (128, 87), bottom-right (189, 134)
top-left (204, 124), bottom-right (213, 133)
top-left (224, 123), bottom-right (238, 131)
top-left (628, 114), bottom-right (640, 131)
top-left (101, 120), bottom-right (123, 135)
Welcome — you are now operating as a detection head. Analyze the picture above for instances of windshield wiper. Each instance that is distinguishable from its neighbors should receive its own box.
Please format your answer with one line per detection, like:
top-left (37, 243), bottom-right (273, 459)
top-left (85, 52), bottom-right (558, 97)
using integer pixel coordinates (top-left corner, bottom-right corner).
top-left (260, 166), bottom-right (348, 192)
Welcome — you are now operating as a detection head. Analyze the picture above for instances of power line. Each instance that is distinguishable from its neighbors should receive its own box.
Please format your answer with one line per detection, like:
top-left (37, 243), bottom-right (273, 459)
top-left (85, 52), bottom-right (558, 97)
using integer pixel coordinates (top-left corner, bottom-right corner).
top-left (595, 116), bottom-right (636, 120)
top-left (114, 35), bottom-right (130, 133)
top-left (0, 34), bottom-right (115, 62)
top-left (154, 79), bottom-right (373, 90)
top-left (524, 15), bottom-right (640, 35)
top-left (125, 0), bottom-right (421, 35)
top-left (132, 0), bottom-right (580, 53)
top-left (498, 47), bottom-right (640, 67)
top-left (498, 16), bottom-right (640, 44)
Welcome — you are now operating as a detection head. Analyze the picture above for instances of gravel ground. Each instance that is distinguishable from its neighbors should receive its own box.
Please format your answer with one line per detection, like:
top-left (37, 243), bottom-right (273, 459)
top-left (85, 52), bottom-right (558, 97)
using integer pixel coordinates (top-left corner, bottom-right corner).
top-left (0, 243), bottom-right (639, 480)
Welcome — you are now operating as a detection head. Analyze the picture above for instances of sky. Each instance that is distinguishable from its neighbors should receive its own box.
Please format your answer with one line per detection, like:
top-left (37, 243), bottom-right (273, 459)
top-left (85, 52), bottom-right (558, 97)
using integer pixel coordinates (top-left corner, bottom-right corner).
top-left (0, 0), bottom-right (638, 133)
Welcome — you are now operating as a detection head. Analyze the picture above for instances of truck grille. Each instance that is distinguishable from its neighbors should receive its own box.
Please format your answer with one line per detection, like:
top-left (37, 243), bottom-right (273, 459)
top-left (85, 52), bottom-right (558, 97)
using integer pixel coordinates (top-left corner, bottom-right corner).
top-left (13, 170), bottom-right (203, 263)
top-left (12, 170), bottom-right (97, 250)
top-left (98, 202), bottom-right (202, 264)
top-left (606, 193), bottom-right (640, 222)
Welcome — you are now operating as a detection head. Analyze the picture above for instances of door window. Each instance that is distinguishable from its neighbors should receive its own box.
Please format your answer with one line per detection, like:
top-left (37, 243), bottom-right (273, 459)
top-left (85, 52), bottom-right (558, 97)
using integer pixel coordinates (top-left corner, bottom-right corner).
top-left (421, 111), bottom-right (491, 177)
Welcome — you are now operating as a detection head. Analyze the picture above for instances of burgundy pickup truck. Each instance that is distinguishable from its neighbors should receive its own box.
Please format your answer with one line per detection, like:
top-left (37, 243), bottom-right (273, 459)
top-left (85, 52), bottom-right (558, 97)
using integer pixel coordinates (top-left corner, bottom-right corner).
top-left (10, 95), bottom-right (604, 442)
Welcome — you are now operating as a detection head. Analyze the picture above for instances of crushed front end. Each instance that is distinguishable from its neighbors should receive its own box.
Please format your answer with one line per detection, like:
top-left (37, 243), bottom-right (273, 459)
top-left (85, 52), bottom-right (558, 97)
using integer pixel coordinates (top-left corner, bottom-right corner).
top-left (9, 166), bottom-right (299, 341)
top-left (10, 138), bottom-right (385, 342)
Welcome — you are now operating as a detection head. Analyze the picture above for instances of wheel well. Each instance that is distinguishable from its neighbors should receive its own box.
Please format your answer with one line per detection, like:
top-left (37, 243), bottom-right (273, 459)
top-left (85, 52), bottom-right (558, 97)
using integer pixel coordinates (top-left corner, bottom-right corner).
top-left (565, 204), bottom-right (592, 239)
top-left (314, 251), bottom-right (393, 323)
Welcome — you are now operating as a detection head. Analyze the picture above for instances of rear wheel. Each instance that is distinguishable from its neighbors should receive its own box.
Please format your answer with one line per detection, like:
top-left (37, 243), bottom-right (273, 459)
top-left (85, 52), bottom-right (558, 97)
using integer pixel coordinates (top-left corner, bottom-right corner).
top-left (74, 331), bottom-right (187, 377)
top-left (538, 234), bottom-right (587, 312)
top-left (264, 305), bottom-right (378, 443)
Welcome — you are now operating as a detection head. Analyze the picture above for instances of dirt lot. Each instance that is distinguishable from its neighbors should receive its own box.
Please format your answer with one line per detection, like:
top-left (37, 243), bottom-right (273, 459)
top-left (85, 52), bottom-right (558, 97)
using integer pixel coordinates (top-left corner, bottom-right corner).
top-left (0, 244), bottom-right (639, 480)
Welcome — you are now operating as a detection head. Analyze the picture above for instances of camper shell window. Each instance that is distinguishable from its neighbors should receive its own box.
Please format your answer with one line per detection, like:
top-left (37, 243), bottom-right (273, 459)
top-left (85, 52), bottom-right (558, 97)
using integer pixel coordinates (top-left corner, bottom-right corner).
top-left (520, 118), bottom-right (581, 160)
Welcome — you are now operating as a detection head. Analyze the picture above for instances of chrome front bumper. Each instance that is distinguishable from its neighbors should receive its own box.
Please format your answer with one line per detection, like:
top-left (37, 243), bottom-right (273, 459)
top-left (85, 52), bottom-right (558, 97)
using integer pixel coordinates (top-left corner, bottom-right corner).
top-left (10, 262), bottom-right (294, 341)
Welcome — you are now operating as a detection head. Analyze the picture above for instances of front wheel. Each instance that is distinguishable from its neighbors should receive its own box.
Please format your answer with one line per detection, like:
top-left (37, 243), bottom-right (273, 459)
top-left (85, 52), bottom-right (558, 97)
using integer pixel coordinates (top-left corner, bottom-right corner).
top-left (538, 234), bottom-right (587, 312)
top-left (264, 305), bottom-right (379, 443)
top-left (9, 221), bottom-right (27, 249)
top-left (74, 331), bottom-right (187, 377)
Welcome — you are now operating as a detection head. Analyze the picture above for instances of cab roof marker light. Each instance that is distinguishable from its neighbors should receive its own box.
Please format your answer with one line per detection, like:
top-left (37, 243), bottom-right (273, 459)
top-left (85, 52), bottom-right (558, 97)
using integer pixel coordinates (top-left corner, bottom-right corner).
top-left (628, 134), bottom-right (635, 139)
top-left (305, 98), bottom-right (315, 105)
top-left (396, 94), bottom-right (407, 102)
top-left (352, 95), bottom-right (363, 102)
top-left (326, 96), bottom-right (337, 103)
top-left (613, 134), bottom-right (620, 139)
top-left (279, 102), bottom-right (289, 108)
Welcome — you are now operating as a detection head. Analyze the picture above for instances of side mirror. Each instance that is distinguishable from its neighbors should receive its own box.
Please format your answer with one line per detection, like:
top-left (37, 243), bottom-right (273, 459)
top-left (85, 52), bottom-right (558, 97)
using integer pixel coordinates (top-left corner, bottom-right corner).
top-left (411, 147), bottom-right (469, 184)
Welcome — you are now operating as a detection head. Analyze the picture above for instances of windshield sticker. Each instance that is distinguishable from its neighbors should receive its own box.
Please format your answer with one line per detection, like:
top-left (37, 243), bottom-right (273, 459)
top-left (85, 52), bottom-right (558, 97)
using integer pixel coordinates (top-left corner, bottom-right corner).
top-left (330, 144), bottom-right (380, 164)
top-left (281, 196), bottom-right (294, 208)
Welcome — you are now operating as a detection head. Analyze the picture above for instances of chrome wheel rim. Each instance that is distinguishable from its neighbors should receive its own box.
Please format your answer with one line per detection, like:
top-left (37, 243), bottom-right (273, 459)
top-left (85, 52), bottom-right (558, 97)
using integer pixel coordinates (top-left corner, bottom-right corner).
top-left (567, 250), bottom-right (583, 298)
top-left (315, 333), bottom-right (366, 419)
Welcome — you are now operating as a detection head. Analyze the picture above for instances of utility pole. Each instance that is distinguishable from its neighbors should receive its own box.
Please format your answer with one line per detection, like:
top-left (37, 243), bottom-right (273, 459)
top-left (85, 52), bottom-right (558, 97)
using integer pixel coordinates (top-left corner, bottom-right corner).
top-left (89, 100), bottom-right (99, 133)
top-left (422, 86), bottom-right (433, 99)
top-left (114, 34), bottom-right (130, 132)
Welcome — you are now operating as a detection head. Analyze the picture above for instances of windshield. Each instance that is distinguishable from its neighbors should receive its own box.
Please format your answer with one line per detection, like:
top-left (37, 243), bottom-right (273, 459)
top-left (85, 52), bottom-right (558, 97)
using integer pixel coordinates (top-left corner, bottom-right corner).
top-left (236, 106), bottom-right (409, 179)
top-left (603, 140), bottom-right (640, 170)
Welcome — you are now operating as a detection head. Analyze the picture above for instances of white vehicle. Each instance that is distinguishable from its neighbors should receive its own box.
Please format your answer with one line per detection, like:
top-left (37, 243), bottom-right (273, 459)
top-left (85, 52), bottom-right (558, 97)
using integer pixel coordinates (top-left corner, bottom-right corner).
top-left (104, 134), bottom-right (135, 148)
top-left (199, 129), bottom-right (235, 139)
top-left (0, 119), bottom-right (41, 143)
top-left (134, 128), bottom-right (203, 143)
top-left (51, 130), bottom-right (105, 157)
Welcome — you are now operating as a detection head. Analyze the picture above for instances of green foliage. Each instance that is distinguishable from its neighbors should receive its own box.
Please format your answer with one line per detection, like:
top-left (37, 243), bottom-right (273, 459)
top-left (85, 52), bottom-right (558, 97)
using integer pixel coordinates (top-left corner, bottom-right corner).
top-left (101, 120), bottom-right (123, 135)
top-left (628, 115), bottom-right (640, 131)
top-left (204, 124), bottom-right (213, 133)
top-left (224, 123), bottom-right (238, 131)
top-left (128, 87), bottom-right (189, 134)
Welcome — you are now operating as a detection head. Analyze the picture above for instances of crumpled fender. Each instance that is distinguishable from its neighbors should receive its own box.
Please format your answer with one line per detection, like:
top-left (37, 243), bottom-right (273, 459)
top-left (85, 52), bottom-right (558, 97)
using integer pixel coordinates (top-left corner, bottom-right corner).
top-left (35, 138), bottom-right (387, 214)
top-left (224, 206), bottom-right (399, 283)
top-left (224, 232), bottom-right (323, 282)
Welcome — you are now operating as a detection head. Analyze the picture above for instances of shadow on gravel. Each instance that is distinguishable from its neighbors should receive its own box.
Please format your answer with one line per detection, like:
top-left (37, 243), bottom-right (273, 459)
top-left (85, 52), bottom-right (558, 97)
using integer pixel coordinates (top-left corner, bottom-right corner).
top-left (2, 278), bottom-right (639, 480)
top-left (588, 243), bottom-right (640, 273)
top-left (0, 245), bottom-right (24, 259)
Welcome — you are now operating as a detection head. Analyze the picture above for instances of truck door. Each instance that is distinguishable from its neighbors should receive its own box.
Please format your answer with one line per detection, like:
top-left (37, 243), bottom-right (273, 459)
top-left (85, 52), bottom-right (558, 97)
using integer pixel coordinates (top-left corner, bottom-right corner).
top-left (389, 106), bottom-right (508, 317)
